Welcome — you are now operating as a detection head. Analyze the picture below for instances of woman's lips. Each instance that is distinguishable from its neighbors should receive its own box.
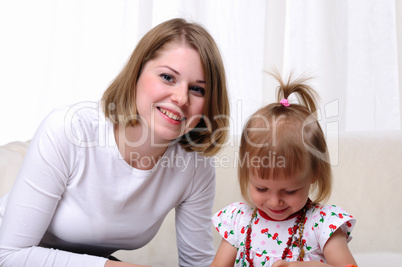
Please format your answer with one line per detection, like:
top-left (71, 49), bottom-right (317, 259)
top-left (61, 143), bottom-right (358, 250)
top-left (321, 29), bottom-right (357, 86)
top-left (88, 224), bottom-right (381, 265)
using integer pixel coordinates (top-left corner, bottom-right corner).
top-left (157, 107), bottom-right (186, 123)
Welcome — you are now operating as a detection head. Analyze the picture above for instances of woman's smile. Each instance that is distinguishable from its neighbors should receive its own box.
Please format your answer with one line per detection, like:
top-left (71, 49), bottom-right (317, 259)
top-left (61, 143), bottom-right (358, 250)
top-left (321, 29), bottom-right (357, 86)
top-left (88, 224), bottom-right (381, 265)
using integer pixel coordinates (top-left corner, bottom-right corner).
top-left (157, 106), bottom-right (186, 124)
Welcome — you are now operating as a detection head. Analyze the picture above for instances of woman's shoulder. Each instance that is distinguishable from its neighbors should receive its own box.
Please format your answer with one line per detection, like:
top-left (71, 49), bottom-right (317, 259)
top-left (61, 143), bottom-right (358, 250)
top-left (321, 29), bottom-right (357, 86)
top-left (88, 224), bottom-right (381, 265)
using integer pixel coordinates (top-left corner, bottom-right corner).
top-left (62, 101), bottom-right (105, 128)
top-left (30, 101), bottom-right (108, 152)
top-left (40, 101), bottom-right (102, 132)
top-left (47, 101), bottom-right (109, 146)
top-left (45, 101), bottom-right (100, 119)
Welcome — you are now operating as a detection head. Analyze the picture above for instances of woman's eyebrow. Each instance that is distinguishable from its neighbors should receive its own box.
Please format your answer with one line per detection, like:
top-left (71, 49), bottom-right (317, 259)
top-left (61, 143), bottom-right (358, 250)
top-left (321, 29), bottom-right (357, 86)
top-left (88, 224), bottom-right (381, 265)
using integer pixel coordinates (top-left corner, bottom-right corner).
top-left (159, 65), bottom-right (179, 75)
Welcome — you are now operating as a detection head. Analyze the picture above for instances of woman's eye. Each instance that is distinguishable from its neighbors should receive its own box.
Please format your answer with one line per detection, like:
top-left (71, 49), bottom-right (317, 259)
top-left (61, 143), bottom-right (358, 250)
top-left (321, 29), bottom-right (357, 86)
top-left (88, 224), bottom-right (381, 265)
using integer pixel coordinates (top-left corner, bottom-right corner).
top-left (161, 74), bottom-right (174, 83)
top-left (189, 86), bottom-right (205, 96)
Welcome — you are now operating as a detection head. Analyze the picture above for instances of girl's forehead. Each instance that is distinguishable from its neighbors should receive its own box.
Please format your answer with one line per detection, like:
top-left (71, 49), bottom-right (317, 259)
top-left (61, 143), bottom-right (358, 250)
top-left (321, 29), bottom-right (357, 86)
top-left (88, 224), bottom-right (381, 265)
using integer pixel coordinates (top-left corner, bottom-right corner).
top-left (248, 168), bottom-right (309, 186)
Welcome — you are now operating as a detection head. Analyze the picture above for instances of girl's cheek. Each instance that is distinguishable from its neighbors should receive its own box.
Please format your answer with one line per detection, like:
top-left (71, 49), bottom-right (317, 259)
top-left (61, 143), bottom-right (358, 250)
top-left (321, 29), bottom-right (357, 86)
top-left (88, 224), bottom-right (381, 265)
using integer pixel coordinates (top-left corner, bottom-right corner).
top-left (249, 189), bottom-right (257, 203)
top-left (250, 190), bottom-right (263, 204)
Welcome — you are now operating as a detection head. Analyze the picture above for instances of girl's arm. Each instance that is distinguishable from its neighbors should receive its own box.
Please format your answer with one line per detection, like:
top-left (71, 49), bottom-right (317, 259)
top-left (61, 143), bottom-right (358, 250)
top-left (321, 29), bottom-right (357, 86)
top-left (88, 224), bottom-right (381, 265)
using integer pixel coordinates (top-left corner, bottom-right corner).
top-left (104, 260), bottom-right (150, 267)
top-left (272, 228), bottom-right (357, 267)
top-left (322, 228), bottom-right (357, 266)
top-left (210, 238), bottom-right (237, 267)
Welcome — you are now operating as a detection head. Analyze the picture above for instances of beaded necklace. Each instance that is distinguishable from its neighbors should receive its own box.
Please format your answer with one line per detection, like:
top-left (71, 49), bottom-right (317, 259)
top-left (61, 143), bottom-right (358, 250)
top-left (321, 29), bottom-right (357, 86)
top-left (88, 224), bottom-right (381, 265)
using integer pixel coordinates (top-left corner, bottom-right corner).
top-left (241, 201), bottom-right (311, 266)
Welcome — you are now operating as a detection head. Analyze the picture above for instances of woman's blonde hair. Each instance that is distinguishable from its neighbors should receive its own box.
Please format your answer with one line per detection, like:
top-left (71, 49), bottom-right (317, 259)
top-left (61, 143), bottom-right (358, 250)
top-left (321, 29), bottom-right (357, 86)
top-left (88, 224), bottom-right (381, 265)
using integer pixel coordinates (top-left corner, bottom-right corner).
top-left (238, 71), bottom-right (332, 205)
top-left (101, 18), bottom-right (229, 156)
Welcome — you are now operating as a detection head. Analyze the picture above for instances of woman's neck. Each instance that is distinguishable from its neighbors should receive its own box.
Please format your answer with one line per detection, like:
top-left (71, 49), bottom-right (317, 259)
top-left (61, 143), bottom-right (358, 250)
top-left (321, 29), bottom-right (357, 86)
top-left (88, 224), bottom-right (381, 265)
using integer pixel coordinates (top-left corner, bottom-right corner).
top-left (114, 124), bottom-right (169, 170)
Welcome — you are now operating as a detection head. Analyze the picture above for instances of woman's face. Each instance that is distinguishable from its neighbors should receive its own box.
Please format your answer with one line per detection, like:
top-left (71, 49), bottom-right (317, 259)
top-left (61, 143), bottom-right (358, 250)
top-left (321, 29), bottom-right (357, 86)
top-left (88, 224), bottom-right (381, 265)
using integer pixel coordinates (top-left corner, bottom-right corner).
top-left (135, 42), bottom-right (206, 145)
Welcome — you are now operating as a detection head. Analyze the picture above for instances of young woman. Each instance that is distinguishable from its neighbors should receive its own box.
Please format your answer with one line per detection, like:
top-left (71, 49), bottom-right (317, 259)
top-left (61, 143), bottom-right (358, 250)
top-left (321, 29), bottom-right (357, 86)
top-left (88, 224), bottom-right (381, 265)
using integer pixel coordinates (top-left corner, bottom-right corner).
top-left (0, 18), bottom-right (229, 267)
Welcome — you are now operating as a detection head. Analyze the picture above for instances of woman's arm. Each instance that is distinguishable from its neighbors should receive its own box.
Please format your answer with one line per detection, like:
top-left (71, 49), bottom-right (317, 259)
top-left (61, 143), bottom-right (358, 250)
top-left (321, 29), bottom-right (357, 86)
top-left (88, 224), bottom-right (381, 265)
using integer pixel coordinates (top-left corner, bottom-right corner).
top-left (210, 239), bottom-right (237, 267)
top-left (174, 156), bottom-right (216, 267)
top-left (0, 106), bottom-right (107, 267)
top-left (272, 229), bottom-right (357, 267)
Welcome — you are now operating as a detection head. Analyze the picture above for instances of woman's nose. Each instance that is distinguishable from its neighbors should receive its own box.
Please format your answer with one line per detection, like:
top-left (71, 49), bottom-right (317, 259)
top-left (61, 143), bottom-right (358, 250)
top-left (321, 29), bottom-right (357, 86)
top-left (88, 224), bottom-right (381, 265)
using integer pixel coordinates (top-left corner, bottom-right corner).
top-left (171, 85), bottom-right (189, 106)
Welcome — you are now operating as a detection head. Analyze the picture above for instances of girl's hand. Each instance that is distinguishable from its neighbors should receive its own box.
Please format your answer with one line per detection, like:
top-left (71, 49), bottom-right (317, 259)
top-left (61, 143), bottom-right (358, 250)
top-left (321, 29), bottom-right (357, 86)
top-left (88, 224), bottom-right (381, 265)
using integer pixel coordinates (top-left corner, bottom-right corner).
top-left (104, 260), bottom-right (151, 267)
top-left (272, 260), bottom-right (290, 267)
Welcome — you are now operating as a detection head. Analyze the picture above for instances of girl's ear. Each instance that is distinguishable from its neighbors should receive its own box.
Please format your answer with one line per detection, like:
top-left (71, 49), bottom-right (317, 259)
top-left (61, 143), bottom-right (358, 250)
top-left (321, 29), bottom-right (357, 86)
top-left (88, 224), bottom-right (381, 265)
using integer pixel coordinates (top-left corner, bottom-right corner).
top-left (310, 173), bottom-right (318, 184)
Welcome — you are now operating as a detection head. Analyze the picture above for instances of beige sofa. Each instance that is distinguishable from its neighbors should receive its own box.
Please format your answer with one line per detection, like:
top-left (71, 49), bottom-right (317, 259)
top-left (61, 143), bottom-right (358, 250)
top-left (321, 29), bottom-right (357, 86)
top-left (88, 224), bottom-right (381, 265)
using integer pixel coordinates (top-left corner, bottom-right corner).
top-left (1, 130), bottom-right (402, 266)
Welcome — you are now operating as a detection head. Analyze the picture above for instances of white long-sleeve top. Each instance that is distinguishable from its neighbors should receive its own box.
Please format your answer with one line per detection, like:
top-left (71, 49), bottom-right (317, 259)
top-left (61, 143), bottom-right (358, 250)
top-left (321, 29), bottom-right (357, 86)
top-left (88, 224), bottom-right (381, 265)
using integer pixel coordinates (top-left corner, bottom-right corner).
top-left (0, 102), bottom-right (216, 267)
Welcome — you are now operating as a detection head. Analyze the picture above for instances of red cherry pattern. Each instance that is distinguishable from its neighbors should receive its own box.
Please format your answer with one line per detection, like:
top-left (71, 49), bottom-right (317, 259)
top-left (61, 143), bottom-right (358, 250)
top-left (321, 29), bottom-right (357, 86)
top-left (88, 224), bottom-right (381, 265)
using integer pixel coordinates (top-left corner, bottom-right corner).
top-left (213, 202), bottom-right (354, 265)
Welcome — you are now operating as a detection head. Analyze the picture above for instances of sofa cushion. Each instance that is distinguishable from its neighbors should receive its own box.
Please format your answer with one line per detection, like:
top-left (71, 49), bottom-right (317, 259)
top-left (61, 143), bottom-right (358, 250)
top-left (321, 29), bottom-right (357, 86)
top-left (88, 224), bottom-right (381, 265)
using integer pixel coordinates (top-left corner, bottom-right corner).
top-left (0, 141), bottom-right (30, 197)
top-left (329, 130), bottom-right (402, 255)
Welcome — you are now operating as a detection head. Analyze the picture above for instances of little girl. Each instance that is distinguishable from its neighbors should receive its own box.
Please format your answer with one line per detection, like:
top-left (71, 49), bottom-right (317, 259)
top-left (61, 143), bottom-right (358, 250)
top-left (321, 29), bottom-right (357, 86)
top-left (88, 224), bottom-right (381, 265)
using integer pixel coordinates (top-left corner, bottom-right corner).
top-left (211, 72), bottom-right (357, 267)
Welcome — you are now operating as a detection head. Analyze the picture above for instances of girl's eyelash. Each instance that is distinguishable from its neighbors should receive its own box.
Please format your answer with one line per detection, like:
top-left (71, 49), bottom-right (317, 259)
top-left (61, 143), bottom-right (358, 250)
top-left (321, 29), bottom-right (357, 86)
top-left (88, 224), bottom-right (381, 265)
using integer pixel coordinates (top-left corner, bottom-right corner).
top-left (256, 187), bottom-right (267, 192)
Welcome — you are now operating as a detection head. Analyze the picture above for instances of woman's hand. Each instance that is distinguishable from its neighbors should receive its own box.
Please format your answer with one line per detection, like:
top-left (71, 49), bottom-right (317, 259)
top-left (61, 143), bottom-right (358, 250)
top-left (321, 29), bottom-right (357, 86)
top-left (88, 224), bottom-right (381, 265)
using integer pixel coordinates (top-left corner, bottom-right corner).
top-left (104, 260), bottom-right (151, 267)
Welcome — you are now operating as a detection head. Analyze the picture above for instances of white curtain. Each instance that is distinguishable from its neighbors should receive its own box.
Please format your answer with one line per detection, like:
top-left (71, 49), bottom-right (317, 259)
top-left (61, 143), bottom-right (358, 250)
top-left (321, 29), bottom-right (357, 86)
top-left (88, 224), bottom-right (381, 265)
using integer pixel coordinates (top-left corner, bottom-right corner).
top-left (264, 0), bottom-right (401, 133)
top-left (0, 0), bottom-right (266, 144)
top-left (0, 0), bottom-right (401, 145)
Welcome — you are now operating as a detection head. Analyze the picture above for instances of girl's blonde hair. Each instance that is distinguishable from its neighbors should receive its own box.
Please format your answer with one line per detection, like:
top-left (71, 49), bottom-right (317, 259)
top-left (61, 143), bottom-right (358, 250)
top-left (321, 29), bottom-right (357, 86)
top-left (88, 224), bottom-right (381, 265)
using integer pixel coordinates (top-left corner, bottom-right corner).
top-left (238, 71), bottom-right (332, 205)
top-left (101, 18), bottom-right (229, 156)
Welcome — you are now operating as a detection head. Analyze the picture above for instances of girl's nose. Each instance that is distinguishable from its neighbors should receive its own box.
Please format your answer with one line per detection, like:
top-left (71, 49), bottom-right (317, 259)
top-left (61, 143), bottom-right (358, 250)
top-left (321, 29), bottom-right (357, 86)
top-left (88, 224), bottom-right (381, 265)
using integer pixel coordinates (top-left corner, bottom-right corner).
top-left (171, 85), bottom-right (189, 106)
top-left (267, 193), bottom-right (283, 208)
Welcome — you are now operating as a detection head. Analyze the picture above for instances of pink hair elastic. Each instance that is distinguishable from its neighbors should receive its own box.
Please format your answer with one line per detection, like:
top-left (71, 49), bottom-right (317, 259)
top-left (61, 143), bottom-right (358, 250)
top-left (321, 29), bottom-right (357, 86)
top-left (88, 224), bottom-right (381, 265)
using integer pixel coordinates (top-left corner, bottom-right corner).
top-left (280, 98), bottom-right (290, 107)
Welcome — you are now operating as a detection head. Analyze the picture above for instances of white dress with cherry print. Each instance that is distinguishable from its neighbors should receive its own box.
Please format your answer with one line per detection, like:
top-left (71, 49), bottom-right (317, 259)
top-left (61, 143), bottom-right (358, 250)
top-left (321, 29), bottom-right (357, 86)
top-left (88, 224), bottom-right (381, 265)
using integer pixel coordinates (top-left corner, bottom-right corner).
top-left (212, 202), bottom-right (355, 267)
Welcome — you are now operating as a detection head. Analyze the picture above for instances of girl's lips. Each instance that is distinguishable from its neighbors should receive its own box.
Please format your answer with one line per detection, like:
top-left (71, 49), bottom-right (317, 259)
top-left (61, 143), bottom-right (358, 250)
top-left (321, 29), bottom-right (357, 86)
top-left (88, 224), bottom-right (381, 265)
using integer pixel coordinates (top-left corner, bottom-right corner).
top-left (269, 207), bottom-right (288, 214)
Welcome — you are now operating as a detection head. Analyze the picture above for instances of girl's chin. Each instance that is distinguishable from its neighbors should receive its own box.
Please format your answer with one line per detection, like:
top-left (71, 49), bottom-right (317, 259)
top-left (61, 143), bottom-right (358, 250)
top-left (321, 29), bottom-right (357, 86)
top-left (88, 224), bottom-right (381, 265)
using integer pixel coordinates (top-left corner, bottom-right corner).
top-left (260, 207), bottom-right (293, 221)
top-left (268, 212), bottom-right (289, 221)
